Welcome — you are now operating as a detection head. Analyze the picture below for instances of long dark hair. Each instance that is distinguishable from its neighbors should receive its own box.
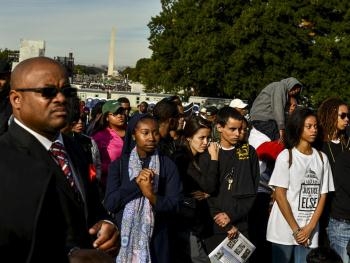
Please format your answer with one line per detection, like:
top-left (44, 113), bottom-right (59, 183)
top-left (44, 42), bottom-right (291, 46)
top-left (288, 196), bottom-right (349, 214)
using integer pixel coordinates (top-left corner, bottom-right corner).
top-left (177, 115), bottom-right (212, 160)
top-left (285, 107), bottom-right (317, 149)
top-left (183, 116), bottom-right (212, 139)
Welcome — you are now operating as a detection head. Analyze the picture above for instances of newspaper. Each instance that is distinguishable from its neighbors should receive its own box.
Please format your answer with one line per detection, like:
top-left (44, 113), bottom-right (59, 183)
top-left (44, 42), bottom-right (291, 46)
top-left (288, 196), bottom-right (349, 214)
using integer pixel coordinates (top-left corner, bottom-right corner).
top-left (209, 233), bottom-right (256, 263)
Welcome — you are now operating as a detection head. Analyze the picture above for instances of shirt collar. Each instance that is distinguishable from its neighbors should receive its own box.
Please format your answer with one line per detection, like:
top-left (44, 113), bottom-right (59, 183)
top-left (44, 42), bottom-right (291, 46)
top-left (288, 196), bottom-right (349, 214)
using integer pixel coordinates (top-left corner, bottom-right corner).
top-left (14, 118), bottom-right (63, 150)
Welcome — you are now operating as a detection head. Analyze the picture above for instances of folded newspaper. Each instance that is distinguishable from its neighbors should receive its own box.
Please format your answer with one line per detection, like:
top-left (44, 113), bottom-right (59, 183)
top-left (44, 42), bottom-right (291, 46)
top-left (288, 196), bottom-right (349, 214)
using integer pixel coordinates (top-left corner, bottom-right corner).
top-left (209, 233), bottom-right (256, 263)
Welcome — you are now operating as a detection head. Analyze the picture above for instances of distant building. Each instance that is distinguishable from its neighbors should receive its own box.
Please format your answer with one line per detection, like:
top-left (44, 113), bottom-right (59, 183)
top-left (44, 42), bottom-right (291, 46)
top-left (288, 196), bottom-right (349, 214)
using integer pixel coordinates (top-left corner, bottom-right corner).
top-left (12, 39), bottom-right (45, 70)
top-left (55, 52), bottom-right (74, 81)
top-left (7, 50), bottom-right (20, 63)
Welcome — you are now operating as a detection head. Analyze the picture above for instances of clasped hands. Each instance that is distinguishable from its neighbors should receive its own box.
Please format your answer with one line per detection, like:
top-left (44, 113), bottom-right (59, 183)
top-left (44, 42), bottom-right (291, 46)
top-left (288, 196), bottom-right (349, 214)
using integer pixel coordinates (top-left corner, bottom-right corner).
top-left (292, 225), bottom-right (312, 247)
top-left (135, 169), bottom-right (157, 205)
top-left (135, 168), bottom-right (155, 191)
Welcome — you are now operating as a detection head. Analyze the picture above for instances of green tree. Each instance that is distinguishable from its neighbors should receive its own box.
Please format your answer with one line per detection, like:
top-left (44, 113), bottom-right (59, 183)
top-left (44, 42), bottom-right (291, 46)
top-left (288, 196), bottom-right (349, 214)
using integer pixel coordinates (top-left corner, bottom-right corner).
top-left (73, 65), bottom-right (105, 75)
top-left (143, 0), bottom-right (350, 107)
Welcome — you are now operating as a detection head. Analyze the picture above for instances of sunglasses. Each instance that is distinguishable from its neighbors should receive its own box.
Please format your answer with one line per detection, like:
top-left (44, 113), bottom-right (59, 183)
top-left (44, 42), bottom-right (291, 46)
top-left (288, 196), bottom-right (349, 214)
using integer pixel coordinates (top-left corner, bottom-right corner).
top-left (14, 86), bottom-right (77, 99)
top-left (109, 108), bottom-right (127, 116)
top-left (338, 112), bottom-right (350, 120)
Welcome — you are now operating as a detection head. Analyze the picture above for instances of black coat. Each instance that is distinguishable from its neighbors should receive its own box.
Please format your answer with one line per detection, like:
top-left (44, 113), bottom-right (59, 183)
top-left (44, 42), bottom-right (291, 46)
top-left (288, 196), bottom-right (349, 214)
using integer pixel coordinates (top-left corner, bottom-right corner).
top-left (0, 122), bottom-right (108, 263)
top-left (104, 153), bottom-right (182, 263)
top-left (173, 147), bottom-right (218, 237)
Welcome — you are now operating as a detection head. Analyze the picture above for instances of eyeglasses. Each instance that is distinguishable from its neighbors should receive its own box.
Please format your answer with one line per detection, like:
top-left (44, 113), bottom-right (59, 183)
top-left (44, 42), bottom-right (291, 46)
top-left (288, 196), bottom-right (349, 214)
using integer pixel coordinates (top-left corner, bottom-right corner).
top-left (338, 112), bottom-right (350, 120)
top-left (14, 86), bottom-right (77, 99)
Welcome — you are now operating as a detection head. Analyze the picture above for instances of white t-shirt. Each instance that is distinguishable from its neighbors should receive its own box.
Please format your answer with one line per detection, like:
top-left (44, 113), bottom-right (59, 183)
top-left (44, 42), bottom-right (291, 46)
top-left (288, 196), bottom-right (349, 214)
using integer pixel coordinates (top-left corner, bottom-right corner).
top-left (266, 147), bottom-right (334, 248)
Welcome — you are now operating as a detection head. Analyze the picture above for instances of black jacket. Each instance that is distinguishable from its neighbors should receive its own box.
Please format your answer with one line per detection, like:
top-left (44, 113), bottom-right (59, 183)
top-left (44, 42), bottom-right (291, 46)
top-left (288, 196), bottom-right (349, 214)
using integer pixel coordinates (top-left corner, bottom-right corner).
top-left (173, 146), bottom-right (218, 236)
top-left (203, 143), bottom-right (260, 239)
top-left (0, 122), bottom-right (109, 263)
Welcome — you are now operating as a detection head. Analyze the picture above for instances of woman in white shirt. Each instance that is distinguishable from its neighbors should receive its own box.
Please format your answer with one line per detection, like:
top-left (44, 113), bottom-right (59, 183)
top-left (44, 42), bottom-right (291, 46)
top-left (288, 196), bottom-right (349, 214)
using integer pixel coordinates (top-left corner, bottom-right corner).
top-left (266, 107), bottom-right (334, 263)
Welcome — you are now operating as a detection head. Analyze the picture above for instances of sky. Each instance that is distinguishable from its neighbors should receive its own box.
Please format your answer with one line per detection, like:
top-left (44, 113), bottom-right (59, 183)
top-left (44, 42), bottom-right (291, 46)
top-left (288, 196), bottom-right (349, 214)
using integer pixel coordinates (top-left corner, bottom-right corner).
top-left (0, 0), bottom-right (162, 67)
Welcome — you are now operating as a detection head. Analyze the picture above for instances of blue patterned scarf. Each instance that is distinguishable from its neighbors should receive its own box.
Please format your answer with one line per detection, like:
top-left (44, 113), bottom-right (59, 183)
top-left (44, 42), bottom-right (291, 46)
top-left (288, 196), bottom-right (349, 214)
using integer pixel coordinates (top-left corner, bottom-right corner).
top-left (116, 147), bottom-right (160, 263)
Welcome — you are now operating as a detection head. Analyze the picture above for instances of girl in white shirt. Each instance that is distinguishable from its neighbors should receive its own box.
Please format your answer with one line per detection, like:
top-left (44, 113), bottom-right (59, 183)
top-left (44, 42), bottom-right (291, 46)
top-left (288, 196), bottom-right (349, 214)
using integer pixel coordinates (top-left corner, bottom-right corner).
top-left (266, 107), bottom-right (334, 263)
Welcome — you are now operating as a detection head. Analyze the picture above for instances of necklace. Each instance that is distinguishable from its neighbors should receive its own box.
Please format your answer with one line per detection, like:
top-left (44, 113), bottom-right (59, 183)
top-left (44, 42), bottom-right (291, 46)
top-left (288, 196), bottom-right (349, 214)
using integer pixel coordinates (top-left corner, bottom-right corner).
top-left (327, 137), bottom-right (350, 162)
top-left (327, 142), bottom-right (337, 163)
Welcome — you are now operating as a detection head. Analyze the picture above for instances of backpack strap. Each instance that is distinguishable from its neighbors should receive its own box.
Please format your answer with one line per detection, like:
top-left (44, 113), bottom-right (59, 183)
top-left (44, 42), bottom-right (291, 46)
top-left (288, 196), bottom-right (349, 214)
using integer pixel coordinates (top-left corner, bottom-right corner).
top-left (289, 149), bottom-right (323, 168)
top-left (317, 150), bottom-right (324, 164)
top-left (288, 148), bottom-right (292, 168)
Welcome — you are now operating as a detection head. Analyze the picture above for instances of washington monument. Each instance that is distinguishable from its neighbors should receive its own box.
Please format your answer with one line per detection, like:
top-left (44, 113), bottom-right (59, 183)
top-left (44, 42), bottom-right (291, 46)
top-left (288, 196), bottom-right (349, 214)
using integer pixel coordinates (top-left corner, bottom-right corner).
top-left (107, 27), bottom-right (116, 76)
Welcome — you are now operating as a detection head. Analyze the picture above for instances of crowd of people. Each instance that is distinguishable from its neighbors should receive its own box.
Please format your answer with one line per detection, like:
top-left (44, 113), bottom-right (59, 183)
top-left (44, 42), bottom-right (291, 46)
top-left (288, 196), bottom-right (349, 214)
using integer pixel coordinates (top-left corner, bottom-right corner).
top-left (0, 57), bottom-right (349, 263)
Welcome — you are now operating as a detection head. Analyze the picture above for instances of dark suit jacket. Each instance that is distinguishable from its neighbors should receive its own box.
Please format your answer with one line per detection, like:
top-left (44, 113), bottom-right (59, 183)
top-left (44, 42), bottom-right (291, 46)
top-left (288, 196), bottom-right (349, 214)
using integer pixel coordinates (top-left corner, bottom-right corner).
top-left (0, 121), bottom-right (108, 263)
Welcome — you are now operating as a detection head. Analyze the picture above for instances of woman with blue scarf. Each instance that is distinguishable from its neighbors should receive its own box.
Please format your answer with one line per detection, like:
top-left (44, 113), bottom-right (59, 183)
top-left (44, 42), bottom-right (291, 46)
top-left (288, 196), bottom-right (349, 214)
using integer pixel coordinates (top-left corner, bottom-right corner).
top-left (104, 114), bottom-right (182, 263)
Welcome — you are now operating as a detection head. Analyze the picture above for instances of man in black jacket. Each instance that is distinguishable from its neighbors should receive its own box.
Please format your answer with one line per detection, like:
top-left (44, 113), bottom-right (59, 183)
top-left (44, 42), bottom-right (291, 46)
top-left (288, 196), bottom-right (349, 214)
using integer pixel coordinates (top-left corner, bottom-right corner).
top-left (203, 107), bottom-right (260, 253)
top-left (0, 59), bottom-right (12, 135)
top-left (0, 57), bottom-right (118, 263)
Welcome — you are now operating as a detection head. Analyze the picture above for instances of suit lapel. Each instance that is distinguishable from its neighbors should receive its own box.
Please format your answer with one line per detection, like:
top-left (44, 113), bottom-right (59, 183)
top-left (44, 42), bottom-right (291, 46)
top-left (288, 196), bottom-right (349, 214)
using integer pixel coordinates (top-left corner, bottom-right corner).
top-left (9, 122), bottom-right (83, 207)
top-left (63, 135), bottom-right (89, 208)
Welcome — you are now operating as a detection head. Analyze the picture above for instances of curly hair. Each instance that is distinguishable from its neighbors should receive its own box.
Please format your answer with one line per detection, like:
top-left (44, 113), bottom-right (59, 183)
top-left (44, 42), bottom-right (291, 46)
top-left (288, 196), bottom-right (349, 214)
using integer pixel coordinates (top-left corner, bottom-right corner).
top-left (317, 97), bottom-right (347, 142)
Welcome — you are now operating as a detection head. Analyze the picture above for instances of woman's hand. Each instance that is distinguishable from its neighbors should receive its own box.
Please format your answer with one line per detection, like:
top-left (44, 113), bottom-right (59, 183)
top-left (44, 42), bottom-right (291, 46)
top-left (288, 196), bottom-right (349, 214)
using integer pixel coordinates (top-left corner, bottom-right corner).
top-left (295, 224), bottom-right (313, 246)
top-left (135, 168), bottom-right (154, 185)
top-left (208, 142), bottom-right (220, 160)
top-left (136, 169), bottom-right (157, 205)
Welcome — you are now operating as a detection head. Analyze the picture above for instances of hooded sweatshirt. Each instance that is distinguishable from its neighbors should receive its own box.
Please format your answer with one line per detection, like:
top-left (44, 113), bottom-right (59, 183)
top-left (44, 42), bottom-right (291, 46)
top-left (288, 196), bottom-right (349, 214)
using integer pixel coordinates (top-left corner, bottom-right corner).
top-left (250, 77), bottom-right (302, 130)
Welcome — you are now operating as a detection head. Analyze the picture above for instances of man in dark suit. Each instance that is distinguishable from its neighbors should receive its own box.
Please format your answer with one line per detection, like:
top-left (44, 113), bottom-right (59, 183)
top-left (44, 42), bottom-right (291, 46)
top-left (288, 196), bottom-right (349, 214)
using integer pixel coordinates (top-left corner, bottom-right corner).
top-left (0, 57), bottom-right (119, 263)
top-left (0, 58), bottom-right (12, 135)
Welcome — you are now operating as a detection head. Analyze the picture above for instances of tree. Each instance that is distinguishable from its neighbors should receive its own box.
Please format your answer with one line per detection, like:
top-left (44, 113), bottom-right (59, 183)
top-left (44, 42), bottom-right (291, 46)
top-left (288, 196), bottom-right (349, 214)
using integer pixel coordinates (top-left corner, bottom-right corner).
top-left (73, 65), bottom-right (105, 75)
top-left (141, 0), bottom-right (350, 107)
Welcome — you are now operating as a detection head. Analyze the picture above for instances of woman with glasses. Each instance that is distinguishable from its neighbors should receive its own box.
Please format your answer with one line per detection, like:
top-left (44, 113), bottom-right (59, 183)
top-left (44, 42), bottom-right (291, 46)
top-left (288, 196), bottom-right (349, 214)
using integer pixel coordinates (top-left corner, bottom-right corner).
top-left (317, 97), bottom-right (350, 263)
top-left (171, 116), bottom-right (220, 263)
top-left (91, 100), bottom-right (127, 197)
top-left (266, 107), bottom-right (334, 263)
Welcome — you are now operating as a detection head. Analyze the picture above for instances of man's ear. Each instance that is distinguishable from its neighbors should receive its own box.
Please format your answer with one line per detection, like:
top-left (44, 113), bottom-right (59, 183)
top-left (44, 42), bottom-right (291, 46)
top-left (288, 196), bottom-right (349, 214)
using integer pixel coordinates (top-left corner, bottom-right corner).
top-left (216, 123), bottom-right (223, 133)
top-left (9, 90), bottom-right (21, 110)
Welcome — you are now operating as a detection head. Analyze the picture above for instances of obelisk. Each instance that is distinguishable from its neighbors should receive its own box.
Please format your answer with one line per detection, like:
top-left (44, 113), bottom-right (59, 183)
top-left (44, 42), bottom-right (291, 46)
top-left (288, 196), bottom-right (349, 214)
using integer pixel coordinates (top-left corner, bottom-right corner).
top-left (107, 27), bottom-right (116, 76)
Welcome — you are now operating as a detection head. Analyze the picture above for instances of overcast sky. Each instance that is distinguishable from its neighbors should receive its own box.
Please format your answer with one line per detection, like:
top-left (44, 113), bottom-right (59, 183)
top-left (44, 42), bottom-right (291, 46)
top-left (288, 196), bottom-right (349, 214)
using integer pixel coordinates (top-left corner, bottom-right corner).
top-left (0, 0), bottom-right (162, 67)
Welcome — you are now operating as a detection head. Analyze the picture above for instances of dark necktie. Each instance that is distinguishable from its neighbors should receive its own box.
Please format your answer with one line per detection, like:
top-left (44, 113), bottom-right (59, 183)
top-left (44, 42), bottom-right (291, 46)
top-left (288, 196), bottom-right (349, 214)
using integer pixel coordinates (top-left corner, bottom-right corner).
top-left (49, 141), bottom-right (80, 197)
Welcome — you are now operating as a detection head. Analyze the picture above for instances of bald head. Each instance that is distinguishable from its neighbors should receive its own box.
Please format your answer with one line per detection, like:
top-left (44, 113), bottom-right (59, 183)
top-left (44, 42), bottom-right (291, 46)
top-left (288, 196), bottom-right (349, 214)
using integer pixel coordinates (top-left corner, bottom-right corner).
top-left (11, 57), bottom-right (68, 90)
top-left (9, 56), bottom-right (70, 140)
